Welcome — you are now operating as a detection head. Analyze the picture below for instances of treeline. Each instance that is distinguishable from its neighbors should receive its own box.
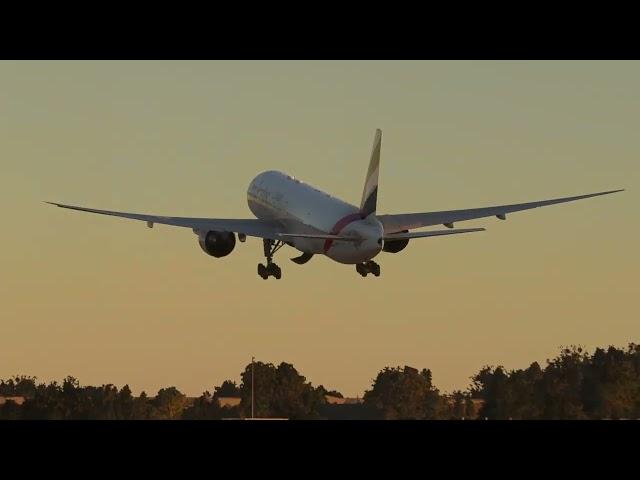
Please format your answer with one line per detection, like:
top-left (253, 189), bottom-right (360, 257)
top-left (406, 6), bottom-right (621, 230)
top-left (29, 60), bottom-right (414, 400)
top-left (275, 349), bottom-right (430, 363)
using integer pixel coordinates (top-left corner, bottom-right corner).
top-left (1, 343), bottom-right (639, 420)
top-left (471, 344), bottom-right (640, 419)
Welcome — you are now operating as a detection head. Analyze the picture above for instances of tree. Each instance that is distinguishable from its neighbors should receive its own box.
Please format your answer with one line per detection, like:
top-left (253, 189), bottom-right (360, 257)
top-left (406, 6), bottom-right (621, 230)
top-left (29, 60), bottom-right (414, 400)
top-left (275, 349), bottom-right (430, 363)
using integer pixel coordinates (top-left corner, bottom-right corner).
top-left (363, 366), bottom-right (442, 419)
top-left (214, 380), bottom-right (240, 398)
top-left (509, 362), bottom-right (544, 419)
top-left (0, 399), bottom-right (22, 420)
top-left (0, 375), bottom-right (37, 397)
top-left (117, 385), bottom-right (135, 420)
top-left (447, 391), bottom-right (468, 419)
top-left (182, 391), bottom-right (234, 420)
top-left (471, 366), bottom-right (509, 419)
top-left (539, 346), bottom-right (589, 419)
top-left (61, 376), bottom-right (81, 419)
top-left (317, 385), bottom-right (343, 398)
top-left (582, 344), bottom-right (640, 419)
top-left (238, 361), bottom-right (325, 419)
top-left (4, 342), bottom-right (640, 420)
top-left (239, 361), bottom-right (277, 418)
top-left (152, 387), bottom-right (188, 420)
top-left (131, 391), bottom-right (155, 420)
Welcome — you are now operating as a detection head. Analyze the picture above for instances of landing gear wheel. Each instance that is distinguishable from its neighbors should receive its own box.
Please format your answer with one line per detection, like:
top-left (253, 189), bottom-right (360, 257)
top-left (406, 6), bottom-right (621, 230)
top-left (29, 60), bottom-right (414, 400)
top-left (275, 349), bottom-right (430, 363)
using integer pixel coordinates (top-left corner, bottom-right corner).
top-left (258, 263), bottom-right (268, 279)
top-left (266, 262), bottom-right (282, 280)
top-left (369, 261), bottom-right (381, 277)
top-left (356, 263), bottom-right (368, 277)
top-left (356, 261), bottom-right (380, 277)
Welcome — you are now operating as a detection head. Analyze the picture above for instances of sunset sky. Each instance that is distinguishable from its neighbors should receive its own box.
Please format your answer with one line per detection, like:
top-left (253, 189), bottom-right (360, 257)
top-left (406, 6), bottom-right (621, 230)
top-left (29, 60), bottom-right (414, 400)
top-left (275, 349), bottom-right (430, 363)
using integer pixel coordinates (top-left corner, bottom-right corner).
top-left (1, 61), bottom-right (637, 397)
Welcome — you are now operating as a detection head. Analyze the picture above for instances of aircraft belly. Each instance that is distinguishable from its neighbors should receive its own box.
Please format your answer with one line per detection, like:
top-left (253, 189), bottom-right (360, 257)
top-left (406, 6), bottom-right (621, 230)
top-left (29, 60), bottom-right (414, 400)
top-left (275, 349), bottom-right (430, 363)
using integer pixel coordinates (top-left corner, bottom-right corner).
top-left (289, 237), bottom-right (326, 254)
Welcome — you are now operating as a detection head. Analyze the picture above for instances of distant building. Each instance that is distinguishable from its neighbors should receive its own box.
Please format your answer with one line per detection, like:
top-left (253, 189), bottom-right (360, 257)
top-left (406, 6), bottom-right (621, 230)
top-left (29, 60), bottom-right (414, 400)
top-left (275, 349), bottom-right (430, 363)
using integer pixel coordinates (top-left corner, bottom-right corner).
top-left (217, 396), bottom-right (242, 408)
top-left (444, 396), bottom-right (485, 419)
top-left (0, 396), bottom-right (26, 406)
top-left (470, 398), bottom-right (485, 415)
top-left (239, 417), bottom-right (288, 420)
top-left (324, 395), bottom-right (364, 405)
top-left (320, 395), bottom-right (371, 419)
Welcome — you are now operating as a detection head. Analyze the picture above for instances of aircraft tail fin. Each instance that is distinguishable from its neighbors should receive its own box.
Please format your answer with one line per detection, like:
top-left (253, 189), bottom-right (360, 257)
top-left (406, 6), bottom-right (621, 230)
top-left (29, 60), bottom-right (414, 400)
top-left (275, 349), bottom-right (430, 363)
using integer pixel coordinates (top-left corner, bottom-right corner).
top-left (360, 129), bottom-right (381, 217)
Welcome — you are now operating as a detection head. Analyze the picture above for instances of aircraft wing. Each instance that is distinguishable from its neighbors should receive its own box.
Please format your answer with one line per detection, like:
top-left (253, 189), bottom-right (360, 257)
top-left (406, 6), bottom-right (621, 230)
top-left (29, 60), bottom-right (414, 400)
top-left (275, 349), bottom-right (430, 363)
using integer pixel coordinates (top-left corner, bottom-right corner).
top-left (46, 202), bottom-right (284, 239)
top-left (377, 189), bottom-right (624, 234)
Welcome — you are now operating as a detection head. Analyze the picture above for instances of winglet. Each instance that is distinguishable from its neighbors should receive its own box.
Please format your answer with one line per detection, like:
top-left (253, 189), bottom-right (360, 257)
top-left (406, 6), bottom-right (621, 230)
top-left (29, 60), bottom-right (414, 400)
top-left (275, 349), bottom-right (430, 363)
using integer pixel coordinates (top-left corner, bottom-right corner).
top-left (360, 129), bottom-right (381, 217)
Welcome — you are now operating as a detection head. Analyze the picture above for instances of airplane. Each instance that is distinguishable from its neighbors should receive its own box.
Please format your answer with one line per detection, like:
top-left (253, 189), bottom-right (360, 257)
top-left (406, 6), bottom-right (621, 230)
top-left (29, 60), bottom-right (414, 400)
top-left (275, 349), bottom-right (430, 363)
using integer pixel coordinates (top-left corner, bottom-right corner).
top-left (47, 129), bottom-right (623, 280)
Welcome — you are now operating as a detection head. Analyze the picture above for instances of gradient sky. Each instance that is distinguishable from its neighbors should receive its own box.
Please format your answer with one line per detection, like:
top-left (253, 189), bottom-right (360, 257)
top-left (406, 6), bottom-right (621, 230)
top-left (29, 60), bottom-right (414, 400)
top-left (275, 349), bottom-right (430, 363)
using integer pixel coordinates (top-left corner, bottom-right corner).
top-left (1, 61), bottom-right (637, 397)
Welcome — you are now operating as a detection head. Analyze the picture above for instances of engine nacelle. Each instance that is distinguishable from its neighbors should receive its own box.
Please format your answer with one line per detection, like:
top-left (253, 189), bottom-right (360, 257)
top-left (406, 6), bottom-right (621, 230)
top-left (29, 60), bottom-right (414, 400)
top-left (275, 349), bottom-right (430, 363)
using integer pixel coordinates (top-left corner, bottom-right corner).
top-left (382, 230), bottom-right (409, 253)
top-left (198, 230), bottom-right (236, 258)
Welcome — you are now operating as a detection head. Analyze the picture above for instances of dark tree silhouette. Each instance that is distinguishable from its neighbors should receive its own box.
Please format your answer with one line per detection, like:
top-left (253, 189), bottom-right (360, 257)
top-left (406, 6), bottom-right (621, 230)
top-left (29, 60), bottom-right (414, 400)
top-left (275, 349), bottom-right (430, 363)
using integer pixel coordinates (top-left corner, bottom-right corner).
top-left (238, 361), bottom-right (325, 419)
top-left (3, 343), bottom-right (640, 420)
top-left (363, 366), bottom-right (442, 419)
top-left (152, 387), bottom-right (188, 420)
top-left (214, 380), bottom-right (240, 398)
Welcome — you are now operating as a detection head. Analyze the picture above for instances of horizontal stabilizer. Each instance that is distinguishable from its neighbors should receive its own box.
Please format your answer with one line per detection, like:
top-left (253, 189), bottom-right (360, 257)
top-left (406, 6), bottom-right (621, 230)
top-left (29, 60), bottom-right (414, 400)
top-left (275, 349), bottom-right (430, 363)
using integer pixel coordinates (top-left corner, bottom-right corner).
top-left (277, 233), bottom-right (359, 242)
top-left (384, 228), bottom-right (485, 241)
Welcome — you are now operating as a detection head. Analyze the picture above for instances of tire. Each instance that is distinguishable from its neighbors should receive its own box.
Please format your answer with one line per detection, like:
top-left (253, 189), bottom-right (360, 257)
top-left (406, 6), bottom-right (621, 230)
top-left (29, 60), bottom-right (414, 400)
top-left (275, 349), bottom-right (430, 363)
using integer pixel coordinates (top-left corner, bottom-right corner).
top-left (258, 263), bottom-right (267, 279)
top-left (271, 264), bottom-right (282, 279)
top-left (356, 264), bottom-right (367, 277)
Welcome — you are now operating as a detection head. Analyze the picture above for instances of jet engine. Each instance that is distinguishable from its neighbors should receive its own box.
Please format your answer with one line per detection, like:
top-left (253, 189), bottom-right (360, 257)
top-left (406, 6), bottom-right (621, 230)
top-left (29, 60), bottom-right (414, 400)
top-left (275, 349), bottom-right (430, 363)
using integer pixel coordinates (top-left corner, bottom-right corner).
top-left (198, 230), bottom-right (236, 258)
top-left (382, 230), bottom-right (409, 253)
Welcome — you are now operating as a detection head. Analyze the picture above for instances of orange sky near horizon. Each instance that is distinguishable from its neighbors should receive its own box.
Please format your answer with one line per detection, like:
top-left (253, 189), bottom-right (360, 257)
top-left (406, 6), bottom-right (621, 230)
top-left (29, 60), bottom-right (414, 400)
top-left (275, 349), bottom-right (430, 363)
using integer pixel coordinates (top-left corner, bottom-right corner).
top-left (1, 61), bottom-right (638, 397)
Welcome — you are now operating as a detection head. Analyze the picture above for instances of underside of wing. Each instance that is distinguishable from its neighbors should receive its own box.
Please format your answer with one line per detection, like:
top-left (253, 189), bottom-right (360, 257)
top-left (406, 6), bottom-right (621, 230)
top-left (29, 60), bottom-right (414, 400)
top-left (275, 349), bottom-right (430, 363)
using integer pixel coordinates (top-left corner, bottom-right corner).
top-left (377, 189), bottom-right (624, 233)
top-left (46, 202), bottom-right (284, 239)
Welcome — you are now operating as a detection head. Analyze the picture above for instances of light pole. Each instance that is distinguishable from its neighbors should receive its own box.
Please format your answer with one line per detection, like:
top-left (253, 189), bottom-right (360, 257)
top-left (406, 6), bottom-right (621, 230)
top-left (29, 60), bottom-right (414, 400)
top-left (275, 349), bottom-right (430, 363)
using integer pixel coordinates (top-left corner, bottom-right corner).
top-left (251, 356), bottom-right (255, 419)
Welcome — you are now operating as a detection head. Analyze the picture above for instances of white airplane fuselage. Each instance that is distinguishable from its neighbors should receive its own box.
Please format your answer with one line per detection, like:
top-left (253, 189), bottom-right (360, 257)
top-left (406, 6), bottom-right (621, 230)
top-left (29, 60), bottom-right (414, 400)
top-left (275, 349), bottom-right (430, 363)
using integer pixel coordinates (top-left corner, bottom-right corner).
top-left (247, 170), bottom-right (383, 264)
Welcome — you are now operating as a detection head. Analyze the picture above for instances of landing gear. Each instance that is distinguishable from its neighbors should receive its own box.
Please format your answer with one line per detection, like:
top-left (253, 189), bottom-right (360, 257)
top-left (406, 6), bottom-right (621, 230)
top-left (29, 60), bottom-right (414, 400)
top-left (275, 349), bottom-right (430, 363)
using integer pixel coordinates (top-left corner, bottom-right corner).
top-left (258, 262), bottom-right (281, 280)
top-left (356, 263), bottom-right (368, 277)
top-left (258, 263), bottom-right (267, 279)
top-left (356, 260), bottom-right (380, 277)
top-left (369, 261), bottom-right (381, 277)
top-left (258, 239), bottom-right (284, 280)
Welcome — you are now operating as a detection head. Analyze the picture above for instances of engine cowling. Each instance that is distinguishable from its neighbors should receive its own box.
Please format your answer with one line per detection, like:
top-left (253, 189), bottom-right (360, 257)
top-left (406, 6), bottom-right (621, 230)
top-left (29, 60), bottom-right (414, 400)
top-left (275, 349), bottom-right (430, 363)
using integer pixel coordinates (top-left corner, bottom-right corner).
top-left (382, 230), bottom-right (409, 253)
top-left (198, 230), bottom-right (236, 258)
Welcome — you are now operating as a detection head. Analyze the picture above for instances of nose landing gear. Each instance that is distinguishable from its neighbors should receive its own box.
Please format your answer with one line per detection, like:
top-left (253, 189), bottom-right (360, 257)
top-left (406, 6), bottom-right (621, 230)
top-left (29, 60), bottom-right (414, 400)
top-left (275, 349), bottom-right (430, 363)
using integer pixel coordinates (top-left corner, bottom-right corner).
top-left (258, 239), bottom-right (284, 280)
top-left (356, 260), bottom-right (380, 277)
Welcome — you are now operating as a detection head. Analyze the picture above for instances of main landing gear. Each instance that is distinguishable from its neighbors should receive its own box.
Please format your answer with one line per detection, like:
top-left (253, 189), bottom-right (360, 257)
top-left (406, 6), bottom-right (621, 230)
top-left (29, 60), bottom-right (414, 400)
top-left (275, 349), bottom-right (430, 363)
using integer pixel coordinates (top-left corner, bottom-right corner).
top-left (356, 260), bottom-right (381, 277)
top-left (258, 239), bottom-right (284, 280)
